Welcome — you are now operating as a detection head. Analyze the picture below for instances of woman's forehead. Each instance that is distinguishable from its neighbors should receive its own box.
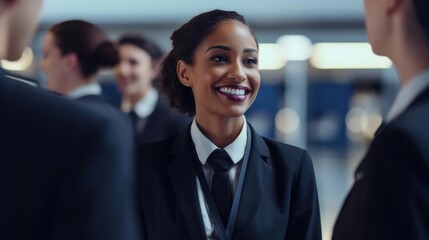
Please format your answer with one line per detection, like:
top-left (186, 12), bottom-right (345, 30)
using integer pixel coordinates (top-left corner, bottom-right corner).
top-left (198, 21), bottom-right (257, 50)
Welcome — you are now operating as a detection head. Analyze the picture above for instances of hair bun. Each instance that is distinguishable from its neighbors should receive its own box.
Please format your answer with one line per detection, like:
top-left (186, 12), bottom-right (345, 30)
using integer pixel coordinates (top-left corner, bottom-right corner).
top-left (94, 41), bottom-right (119, 68)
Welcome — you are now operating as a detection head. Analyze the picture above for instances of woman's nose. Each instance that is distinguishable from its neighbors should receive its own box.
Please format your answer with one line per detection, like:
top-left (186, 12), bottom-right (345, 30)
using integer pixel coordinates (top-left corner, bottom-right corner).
top-left (226, 61), bottom-right (246, 81)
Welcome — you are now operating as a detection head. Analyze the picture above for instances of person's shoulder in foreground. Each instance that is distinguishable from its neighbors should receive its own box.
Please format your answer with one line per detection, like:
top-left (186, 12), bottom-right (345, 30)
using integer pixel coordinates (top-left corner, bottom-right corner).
top-left (1, 70), bottom-right (141, 240)
top-left (333, 0), bottom-right (429, 238)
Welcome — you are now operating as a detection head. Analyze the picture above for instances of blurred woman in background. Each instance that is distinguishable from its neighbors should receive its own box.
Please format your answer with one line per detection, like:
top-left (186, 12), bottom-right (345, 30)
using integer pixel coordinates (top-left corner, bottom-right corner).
top-left (114, 34), bottom-right (190, 144)
top-left (40, 20), bottom-right (118, 105)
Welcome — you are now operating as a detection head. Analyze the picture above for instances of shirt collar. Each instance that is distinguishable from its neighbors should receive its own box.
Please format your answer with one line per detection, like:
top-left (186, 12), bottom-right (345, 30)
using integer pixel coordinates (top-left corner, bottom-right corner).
top-left (190, 116), bottom-right (248, 165)
top-left (122, 88), bottom-right (158, 118)
top-left (67, 83), bottom-right (102, 99)
top-left (386, 69), bottom-right (429, 122)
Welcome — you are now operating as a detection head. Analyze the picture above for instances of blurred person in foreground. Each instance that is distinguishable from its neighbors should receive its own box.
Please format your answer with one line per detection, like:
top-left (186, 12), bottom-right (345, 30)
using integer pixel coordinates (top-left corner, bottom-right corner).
top-left (114, 34), bottom-right (190, 144)
top-left (0, 1), bottom-right (140, 239)
top-left (333, 0), bottom-right (429, 239)
top-left (137, 9), bottom-right (321, 240)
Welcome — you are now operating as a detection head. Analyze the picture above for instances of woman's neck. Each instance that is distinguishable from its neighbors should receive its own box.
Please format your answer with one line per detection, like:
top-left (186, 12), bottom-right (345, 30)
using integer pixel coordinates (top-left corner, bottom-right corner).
top-left (195, 114), bottom-right (244, 148)
top-left (58, 75), bottom-right (94, 95)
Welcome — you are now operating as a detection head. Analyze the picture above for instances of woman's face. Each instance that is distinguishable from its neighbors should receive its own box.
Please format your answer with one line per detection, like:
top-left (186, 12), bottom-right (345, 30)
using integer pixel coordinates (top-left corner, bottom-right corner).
top-left (182, 20), bottom-right (260, 120)
top-left (39, 32), bottom-right (68, 93)
top-left (114, 44), bottom-right (157, 98)
top-left (364, 0), bottom-right (389, 56)
top-left (6, 0), bottom-right (43, 61)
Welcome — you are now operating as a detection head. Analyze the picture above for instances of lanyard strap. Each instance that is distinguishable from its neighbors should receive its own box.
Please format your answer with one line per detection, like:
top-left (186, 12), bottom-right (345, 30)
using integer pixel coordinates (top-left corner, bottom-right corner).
top-left (194, 127), bottom-right (251, 240)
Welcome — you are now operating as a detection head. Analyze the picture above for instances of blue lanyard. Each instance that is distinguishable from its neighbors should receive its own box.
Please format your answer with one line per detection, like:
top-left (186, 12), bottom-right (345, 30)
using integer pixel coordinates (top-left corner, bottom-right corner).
top-left (194, 127), bottom-right (251, 240)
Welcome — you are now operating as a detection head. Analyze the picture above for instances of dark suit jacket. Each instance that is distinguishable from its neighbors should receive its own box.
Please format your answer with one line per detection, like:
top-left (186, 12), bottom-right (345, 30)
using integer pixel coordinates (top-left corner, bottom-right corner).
top-left (134, 97), bottom-right (191, 144)
top-left (332, 87), bottom-right (429, 240)
top-left (76, 94), bottom-right (132, 129)
top-left (76, 94), bottom-right (109, 104)
top-left (137, 124), bottom-right (322, 240)
top-left (0, 69), bottom-right (141, 240)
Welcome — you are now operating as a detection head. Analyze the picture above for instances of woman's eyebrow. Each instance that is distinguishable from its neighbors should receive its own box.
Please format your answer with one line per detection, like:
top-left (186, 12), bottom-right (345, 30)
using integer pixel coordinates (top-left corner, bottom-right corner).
top-left (206, 45), bottom-right (258, 53)
top-left (206, 45), bottom-right (230, 52)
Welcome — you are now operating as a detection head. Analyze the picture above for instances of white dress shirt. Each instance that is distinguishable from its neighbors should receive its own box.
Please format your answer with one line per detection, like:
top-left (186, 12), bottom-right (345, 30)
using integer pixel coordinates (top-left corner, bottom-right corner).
top-left (121, 88), bottom-right (158, 118)
top-left (386, 69), bottom-right (429, 123)
top-left (190, 117), bottom-right (248, 240)
top-left (67, 82), bottom-right (102, 99)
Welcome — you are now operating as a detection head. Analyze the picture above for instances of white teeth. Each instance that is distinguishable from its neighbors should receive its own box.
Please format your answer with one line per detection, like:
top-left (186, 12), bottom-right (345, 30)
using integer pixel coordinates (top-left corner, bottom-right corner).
top-left (219, 87), bottom-right (246, 96)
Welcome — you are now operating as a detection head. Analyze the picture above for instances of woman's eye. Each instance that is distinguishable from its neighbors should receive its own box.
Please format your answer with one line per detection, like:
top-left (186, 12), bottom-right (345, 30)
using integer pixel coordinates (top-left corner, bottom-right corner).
top-left (212, 55), bottom-right (228, 62)
top-left (244, 58), bottom-right (258, 65)
top-left (129, 59), bottom-right (139, 65)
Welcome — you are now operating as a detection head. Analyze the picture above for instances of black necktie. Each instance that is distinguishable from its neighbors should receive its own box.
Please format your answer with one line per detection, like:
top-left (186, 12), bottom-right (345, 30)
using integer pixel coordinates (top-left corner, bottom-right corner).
top-left (128, 110), bottom-right (140, 142)
top-left (207, 149), bottom-right (234, 227)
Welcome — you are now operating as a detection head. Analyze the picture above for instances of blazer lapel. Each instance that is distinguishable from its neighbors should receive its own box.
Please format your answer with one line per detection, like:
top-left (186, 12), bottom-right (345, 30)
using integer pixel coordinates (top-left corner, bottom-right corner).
top-left (374, 87), bottom-right (429, 139)
top-left (167, 128), bottom-right (206, 240)
top-left (409, 86), bottom-right (429, 108)
top-left (233, 125), bottom-right (272, 240)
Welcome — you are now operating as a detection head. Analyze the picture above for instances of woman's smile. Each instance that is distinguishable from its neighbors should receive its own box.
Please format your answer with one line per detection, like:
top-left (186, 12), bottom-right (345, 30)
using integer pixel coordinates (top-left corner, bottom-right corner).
top-left (216, 85), bottom-right (251, 102)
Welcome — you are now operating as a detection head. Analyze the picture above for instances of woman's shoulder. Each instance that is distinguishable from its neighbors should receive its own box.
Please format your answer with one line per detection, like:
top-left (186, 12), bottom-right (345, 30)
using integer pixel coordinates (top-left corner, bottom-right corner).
top-left (136, 127), bottom-right (191, 167)
top-left (257, 135), bottom-right (312, 171)
top-left (248, 123), bottom-right (307, 159)
top-left (262, 136), bottom-right (306, 154)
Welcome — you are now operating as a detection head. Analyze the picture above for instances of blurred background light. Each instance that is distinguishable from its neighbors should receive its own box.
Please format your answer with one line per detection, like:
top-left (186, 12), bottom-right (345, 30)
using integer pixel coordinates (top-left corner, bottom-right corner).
top-left (345, 107), bottom-right (382, 140)
top-left (346, 107), bottom-right (367, 134)
top-left (1, 47), bottom-right (34, 71)
top-left (276, 35), bottom-right (313, 61)
top-left (275, 107), bottom-right (301, 135)
top-left (310, 42), bottom-right (392, 69)
top-left (258, 43), bottom-right (287, 70)
top-left (362, 114), bottom-right (383, 138)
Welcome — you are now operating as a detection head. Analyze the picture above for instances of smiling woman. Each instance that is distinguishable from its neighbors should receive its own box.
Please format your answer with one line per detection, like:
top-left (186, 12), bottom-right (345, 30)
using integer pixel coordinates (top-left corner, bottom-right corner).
top-left (174, 19), bottom-right (260, 143)
top-left (137, 9), bottom-right (322, 240)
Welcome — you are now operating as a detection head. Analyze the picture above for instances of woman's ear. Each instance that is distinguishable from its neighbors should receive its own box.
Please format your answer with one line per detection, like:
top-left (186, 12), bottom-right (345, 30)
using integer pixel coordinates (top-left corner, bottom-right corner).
top-left (64, 52), bottom-right (79, 71)
top-left (385, 0), bottom-right (404, 15)
top-left (177, 60), bottom-right (192, 87)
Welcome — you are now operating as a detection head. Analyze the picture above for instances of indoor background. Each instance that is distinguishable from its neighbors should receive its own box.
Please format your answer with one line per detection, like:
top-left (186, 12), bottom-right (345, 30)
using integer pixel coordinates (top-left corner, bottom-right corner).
top-left (1, 1), bottom-right (400, 239)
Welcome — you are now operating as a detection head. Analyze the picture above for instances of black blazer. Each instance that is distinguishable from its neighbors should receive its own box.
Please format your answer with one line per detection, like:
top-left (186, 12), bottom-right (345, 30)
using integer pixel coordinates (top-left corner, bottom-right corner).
top-left (0, 70), bottom-right (141, 240)
top-left (134, 97), bottom-right (191, 144)
top-left (76, 94), bottom-right (108, 105)
top-left (332, 87), bottom-right (429, 240)
top-left (137, 124), bottom-right (322, 240)
top-left (76, 94), bottom-right (132, 128)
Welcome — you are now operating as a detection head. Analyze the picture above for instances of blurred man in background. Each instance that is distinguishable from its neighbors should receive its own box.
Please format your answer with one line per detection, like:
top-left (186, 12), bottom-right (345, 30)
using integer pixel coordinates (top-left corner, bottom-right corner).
top-left (333, 0), bottom-right (429, 239)
top-left (0, 0), bottom-right (141, 239)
